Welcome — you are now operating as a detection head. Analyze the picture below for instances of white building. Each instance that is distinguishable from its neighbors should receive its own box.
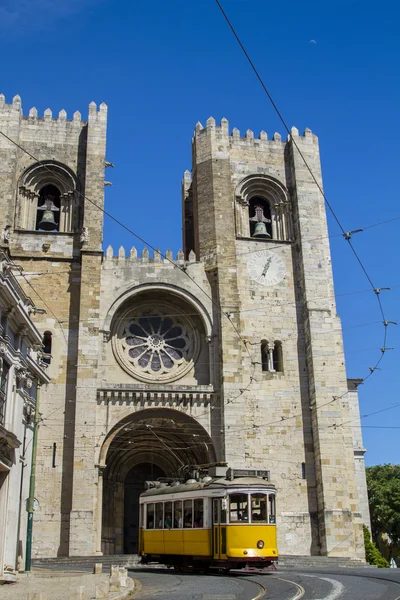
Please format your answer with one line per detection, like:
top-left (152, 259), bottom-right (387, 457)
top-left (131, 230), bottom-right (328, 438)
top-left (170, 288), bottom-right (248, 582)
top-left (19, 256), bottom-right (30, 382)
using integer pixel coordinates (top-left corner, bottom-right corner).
top-left (0, 250), bottom-right (50, 580)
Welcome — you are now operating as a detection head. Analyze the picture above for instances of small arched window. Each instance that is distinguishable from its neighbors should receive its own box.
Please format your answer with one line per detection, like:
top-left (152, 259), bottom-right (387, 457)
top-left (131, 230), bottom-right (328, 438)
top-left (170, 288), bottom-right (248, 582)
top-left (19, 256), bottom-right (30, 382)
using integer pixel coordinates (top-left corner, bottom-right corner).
top-left (261, 340), bottom-right (269, 372)
top-left (272, 341), bottom-right (283, 373)
top-left (42, 331), bottom-right (52, 365)
top-left (249, 197), bottom-right (272, 239)
top-left (36, 185), bottom-right (61, 232)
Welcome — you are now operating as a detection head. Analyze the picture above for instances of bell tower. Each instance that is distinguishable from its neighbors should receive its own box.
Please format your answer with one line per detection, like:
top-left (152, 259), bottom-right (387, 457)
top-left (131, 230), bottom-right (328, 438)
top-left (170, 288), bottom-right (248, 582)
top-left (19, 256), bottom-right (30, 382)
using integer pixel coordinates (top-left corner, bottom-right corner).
top-left (0, 94), bottom-right (108, 556)
top-left (184, 117), bottom-right (365, 558)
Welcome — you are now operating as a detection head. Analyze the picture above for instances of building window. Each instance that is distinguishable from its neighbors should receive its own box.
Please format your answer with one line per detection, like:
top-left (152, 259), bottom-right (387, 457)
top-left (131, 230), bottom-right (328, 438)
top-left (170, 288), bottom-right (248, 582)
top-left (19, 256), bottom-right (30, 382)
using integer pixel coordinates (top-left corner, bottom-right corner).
top-left (0, 361), bottom-right (10, 425)
top-left (42, 331), bottom-right (52, 365)
top-left (272, 341), bottom-right (283, 373)
top-left (261, 340), bottom-right (269, 372)
top-left (260, 340), bottom-right (283, 374)
top-left (36, 185), bottom-right (61, 232)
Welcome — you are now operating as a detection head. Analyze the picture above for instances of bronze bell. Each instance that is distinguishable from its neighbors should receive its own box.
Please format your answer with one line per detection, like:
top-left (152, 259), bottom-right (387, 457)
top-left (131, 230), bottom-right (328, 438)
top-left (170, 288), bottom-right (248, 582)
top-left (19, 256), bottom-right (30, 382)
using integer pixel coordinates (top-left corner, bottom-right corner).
top-left (37, 195), bottom-right (59, 231)
top-left (38, 210), bottom-right (58, 231)
top-left (253, 221), bottom-right (271, 238)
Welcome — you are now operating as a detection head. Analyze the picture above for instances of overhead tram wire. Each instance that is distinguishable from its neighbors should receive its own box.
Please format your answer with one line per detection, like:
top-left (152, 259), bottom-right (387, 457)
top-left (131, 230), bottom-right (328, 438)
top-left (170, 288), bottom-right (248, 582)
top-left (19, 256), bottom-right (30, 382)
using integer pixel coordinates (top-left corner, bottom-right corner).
top-left (215, 0), bottom-right (394, 387)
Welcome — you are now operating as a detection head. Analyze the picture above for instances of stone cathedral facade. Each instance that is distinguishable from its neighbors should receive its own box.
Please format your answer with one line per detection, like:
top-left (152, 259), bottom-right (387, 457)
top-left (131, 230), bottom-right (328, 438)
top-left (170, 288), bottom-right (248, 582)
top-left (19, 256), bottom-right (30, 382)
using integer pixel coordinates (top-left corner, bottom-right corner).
top-left (0, 94), bottom-right (369, 562)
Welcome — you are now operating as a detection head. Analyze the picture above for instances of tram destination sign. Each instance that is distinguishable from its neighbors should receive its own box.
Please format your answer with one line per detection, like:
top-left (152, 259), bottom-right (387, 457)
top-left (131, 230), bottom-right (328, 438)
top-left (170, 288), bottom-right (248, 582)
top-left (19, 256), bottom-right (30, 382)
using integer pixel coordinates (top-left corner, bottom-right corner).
top-left (227, 468), bottom-right (270, 480)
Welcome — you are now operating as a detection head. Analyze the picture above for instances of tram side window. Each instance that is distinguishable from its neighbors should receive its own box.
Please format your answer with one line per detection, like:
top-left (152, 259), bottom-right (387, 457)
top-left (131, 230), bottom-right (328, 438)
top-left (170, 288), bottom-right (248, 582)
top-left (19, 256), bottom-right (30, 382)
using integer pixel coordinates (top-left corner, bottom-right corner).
top-left (146, 503), bottom-right (155, 529)
top-left (229, 493), bottom-right (249, 522)
top-left (155, 502), bottom-right (164, 529)
top-left (193, 498), bottom-right (204, 528)
top-left (164, 501), bottom-right (172, 529)
top-left (251, 493), bottom-right (267, 523)
top-left (184, 499), bottom-right (193, 528)
top-left (213, 499), bottom-right (219, 524)
top-left (269, 494), bottom-right (276, 524)
top-left (173, 501), bottom-right (183, 528)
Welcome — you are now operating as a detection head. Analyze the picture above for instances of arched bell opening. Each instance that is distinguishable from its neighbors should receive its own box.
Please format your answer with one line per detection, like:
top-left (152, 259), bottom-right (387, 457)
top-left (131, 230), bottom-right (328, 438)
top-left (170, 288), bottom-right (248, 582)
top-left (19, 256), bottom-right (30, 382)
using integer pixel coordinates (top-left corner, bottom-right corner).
top-left (99, 408), bottom-right (216, 555)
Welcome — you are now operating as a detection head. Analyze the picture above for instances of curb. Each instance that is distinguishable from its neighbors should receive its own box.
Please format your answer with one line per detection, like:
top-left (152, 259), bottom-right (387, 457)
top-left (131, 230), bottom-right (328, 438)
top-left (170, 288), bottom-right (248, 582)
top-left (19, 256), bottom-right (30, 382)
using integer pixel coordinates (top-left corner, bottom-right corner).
top-left (109, 576), bottom-right (136, 599)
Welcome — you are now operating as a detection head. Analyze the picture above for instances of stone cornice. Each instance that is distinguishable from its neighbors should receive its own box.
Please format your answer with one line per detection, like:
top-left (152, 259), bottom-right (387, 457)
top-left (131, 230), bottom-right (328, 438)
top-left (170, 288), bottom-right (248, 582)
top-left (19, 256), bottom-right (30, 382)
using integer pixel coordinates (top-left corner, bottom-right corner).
top-left (97, 384), bottom-right (214, 407)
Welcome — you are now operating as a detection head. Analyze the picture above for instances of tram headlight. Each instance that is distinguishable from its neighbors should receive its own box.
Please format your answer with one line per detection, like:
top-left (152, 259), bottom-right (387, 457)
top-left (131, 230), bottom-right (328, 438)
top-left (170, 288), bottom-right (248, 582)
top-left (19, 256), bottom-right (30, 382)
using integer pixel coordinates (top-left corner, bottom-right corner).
top-left (257, 540), bottom-right (264, 549)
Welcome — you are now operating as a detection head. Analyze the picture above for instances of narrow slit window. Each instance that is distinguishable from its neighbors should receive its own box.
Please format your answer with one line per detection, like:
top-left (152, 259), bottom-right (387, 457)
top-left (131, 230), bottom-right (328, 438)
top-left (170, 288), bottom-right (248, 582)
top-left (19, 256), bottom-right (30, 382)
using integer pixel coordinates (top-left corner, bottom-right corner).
top-left (261, 340), bottom-right (269, 372)
top-left (42, 331), bottom-right (52, 365)
top-left (273, 341), bottom-right (283, 373)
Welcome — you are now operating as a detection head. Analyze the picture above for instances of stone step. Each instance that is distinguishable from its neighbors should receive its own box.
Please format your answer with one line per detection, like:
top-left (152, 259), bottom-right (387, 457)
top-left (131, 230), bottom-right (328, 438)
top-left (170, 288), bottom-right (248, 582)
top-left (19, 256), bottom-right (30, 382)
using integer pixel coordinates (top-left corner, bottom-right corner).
top-left (33, 555), bottom-right (140, 569)
top-left (33, 553), bottom-right (371, 570)
top-left (277, 555), bottom-right (371, 569)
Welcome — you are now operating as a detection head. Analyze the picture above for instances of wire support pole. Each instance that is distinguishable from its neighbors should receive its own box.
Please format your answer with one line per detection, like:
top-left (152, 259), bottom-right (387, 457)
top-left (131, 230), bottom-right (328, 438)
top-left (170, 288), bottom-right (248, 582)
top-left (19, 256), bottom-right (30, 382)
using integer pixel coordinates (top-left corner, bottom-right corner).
top-left (25, 384), bottom-right (41, 571)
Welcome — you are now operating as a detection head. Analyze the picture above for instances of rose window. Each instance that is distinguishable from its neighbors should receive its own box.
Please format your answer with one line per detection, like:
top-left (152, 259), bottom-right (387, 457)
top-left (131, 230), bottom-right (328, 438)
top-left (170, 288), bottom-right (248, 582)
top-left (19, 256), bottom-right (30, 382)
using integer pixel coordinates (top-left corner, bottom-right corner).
top-left (113, 305), bottom-right (198, 383)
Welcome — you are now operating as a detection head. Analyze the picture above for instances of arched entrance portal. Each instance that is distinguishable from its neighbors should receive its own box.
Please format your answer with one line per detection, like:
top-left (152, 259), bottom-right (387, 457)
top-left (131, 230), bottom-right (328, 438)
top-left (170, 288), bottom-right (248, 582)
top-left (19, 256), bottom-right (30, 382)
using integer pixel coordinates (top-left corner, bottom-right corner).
top-left (100, 408), bottom-right (216, 555)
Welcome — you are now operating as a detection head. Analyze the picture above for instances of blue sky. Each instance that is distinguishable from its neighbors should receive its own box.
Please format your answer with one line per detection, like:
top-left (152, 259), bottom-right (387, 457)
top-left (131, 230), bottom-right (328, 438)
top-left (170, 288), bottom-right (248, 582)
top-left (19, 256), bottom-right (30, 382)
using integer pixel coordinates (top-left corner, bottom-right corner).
top-left (0, 0), bottom-right (399, 466)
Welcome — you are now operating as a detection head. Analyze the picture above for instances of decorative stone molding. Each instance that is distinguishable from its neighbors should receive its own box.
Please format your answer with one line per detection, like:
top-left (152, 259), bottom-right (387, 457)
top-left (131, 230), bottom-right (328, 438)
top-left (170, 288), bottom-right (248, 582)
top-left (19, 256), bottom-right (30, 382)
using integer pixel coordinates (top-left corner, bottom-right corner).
top-left (97, 386), bottom-right (213, 407)
top-left (1, 225), bottom-right (11, 245)
top-left (15, 367), bottom-right (34, 390)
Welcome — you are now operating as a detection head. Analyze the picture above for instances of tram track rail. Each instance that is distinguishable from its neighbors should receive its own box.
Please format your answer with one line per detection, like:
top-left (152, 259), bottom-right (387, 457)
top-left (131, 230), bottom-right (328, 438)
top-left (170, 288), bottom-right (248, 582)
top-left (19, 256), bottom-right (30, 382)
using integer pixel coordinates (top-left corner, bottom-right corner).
top-left (275, 569), bottom-right (400, 600)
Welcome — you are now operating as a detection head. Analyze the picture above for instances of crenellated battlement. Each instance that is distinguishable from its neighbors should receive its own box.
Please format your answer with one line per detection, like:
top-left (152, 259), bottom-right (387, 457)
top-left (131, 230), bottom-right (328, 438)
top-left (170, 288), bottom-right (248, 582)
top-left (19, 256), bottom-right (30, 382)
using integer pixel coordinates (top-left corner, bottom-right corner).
top-left (0, 93), bottom-right (107, 128)
top-left (104, 246), bottom-right (197, 265)
top-left (193, 116), bottom-right (317, 146)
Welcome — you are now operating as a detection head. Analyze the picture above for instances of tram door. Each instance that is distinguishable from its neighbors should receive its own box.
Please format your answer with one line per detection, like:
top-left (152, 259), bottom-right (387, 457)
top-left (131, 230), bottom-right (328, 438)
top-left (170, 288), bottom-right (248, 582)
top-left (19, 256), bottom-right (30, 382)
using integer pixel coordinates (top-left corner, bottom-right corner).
top-left (212, 498), bottom-right (227, 560)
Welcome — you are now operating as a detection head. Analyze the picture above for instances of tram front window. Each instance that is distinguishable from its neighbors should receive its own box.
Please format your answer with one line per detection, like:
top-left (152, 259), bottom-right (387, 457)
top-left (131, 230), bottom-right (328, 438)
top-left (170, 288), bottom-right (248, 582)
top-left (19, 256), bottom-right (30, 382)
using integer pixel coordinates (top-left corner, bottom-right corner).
top-left (251, 493), bottom-right (267, 522)
top-left (269, 494), bottom-right (276, 524)
top-left (229, 493), bottom-right (249, 522)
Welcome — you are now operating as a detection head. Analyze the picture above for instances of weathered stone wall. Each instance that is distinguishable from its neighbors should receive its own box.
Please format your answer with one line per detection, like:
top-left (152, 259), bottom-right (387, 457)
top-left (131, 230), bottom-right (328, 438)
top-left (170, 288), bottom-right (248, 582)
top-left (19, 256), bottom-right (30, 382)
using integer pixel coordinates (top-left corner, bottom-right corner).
top-left (0, 95), bottom-right (107, 557)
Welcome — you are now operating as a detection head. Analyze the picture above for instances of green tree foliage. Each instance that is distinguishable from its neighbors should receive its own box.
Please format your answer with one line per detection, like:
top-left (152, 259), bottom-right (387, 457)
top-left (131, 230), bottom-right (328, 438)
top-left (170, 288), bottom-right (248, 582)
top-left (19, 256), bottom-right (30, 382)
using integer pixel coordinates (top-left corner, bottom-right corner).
top-left (366, 464), bottom-right (400, 562)
top-left (363, 525), bottom-right (389, 568)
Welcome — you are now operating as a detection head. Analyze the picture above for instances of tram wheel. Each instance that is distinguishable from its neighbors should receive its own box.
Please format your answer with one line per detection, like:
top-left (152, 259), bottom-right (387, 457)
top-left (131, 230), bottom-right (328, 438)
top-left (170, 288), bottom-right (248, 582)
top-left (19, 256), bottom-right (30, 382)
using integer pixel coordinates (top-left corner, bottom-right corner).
top-left (173, 565), bottom-right (183, 572)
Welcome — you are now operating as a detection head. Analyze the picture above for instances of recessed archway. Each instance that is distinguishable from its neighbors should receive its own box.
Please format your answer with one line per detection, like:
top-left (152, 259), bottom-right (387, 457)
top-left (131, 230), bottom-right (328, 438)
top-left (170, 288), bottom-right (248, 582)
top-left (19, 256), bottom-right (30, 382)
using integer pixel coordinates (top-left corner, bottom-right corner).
top-left (99, 408), bottom-right (216, 555)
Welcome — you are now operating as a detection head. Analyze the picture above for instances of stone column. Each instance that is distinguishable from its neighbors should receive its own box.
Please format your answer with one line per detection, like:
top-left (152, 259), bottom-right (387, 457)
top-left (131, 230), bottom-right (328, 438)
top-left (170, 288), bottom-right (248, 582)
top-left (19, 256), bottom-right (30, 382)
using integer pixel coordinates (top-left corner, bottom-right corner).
top-left (94, 466), bottom-right (104, 555)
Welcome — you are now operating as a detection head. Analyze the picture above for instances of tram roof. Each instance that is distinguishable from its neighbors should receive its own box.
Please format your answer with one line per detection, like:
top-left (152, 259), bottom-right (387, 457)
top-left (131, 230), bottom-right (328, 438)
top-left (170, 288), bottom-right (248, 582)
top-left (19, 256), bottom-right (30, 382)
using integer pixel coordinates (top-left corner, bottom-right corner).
top-left (140, 477), bottom-right (276, 498)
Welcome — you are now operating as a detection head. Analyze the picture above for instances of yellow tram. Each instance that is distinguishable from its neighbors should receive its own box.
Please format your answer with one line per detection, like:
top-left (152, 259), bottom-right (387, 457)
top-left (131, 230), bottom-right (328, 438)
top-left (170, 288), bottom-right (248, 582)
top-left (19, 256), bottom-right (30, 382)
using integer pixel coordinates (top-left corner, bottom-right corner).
top-left (139, 469), bottom-right (278, 572)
